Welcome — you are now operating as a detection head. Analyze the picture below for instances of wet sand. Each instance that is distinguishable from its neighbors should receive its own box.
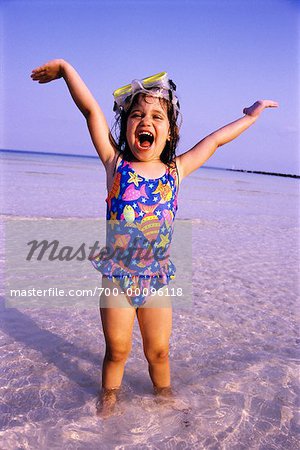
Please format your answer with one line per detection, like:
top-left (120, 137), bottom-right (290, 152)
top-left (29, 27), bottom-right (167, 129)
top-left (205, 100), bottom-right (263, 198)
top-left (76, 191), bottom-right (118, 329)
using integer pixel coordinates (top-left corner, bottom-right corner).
top-left (0, 152), bottom-right (299, 449)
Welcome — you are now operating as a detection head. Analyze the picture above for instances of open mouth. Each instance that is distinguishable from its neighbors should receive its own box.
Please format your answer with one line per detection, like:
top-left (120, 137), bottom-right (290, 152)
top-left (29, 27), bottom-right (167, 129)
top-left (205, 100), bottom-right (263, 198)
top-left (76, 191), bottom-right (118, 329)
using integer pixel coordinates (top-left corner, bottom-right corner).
top-left (136, 131), bottom-right (154, 150)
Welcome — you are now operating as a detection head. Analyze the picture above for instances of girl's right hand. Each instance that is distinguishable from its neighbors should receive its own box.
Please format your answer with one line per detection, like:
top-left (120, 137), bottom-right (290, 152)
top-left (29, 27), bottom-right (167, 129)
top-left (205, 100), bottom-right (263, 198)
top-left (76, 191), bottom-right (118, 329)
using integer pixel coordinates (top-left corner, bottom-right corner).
top-left (31, 59), bottom-right (64, 83)
top-left (243, 100), bottom-right (279, 118)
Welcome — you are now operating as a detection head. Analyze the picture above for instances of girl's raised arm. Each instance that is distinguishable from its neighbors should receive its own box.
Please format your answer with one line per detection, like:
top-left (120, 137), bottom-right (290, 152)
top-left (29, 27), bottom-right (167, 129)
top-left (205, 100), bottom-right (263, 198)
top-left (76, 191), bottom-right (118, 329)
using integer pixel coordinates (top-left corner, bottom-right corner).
top-left (176, 100), bottom-right (279, 180)
top-left (31, 59), bottom-right (117, 166)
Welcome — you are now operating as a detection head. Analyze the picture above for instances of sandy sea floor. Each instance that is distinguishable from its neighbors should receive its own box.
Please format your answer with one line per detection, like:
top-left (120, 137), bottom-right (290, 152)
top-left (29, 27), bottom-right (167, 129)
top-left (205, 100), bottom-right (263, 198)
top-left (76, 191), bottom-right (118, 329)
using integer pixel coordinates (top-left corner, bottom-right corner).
top-left (0, 152), bottom-right (299, 449)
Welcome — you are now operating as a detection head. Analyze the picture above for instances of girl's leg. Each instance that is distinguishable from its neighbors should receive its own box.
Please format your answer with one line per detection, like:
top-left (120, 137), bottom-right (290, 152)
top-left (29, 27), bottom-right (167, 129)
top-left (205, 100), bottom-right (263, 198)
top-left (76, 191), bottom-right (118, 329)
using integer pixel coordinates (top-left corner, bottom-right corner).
top-left (97, 277), bottom-right (136, 416)
top-left (136, 289), bottom-right (172, 392)
top-left (100, 276), bottom-right (137, 389)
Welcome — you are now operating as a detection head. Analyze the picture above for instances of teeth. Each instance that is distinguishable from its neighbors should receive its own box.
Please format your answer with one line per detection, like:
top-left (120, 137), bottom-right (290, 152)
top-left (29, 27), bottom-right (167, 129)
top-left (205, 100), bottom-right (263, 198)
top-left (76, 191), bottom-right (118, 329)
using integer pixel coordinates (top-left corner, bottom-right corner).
top-left (138, 131), bottom-right (153, 137)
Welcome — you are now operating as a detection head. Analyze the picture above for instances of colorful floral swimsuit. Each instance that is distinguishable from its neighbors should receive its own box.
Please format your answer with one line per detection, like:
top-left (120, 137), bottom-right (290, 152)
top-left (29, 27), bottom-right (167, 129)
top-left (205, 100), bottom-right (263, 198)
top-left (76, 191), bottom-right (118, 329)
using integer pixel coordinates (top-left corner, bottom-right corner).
top-left (91, 153), bottom-right (179, 307)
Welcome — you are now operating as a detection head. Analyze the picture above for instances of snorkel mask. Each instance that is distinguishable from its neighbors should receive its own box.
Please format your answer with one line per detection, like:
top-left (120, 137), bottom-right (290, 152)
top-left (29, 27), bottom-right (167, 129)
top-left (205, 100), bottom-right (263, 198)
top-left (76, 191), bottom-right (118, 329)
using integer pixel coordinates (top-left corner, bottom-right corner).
top-left (113, 72), bottom-right (180, 118)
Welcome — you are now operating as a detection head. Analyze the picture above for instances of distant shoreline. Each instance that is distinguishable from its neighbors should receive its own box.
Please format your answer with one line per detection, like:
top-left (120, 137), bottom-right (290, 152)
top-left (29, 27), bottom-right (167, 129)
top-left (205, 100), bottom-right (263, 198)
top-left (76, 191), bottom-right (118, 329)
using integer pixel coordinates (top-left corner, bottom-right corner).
top-left (1, 148), bottom-right (299, 179)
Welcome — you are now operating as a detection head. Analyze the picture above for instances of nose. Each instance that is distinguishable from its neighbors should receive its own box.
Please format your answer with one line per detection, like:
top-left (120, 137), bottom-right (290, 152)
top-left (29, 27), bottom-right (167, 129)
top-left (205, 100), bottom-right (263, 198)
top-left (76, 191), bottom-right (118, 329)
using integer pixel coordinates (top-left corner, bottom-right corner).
top-left (140, 114), bottom-right (151, 126)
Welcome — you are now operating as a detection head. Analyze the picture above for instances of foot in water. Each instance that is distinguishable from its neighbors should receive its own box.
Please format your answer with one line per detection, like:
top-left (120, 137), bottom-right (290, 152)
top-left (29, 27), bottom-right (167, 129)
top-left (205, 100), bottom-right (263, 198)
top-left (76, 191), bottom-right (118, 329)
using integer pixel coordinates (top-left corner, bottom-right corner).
top-left (153, 386), bottom-right (191, 412)
top-left (153, 386), bottom-right (174, 397)
top-left (153, 386), bottom-right (175, 405)
top-left (96, 387), bottom-right (120, 418)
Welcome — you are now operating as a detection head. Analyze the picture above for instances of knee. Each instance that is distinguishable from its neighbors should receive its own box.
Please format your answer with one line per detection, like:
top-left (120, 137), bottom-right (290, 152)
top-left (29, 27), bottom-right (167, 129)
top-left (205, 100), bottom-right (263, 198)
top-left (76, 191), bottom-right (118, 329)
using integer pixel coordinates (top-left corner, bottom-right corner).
top-left (105, 342), bottom-right (131, 363)
top-left (144, 346), bottom-right (169, 364)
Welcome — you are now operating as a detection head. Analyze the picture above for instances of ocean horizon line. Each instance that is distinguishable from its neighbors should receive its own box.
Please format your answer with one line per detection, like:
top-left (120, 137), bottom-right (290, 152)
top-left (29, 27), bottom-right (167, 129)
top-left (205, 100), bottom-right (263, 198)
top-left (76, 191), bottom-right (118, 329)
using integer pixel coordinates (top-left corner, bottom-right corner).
top-left (1, 148), bottom-right (299, 179)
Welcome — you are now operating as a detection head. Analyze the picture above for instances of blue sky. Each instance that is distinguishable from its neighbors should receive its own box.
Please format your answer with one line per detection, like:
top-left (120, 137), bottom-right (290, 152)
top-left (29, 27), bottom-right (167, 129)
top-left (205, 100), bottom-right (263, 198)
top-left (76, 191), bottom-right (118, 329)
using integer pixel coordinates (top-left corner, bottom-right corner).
top-left (1, 0), bottom-right (299, 174)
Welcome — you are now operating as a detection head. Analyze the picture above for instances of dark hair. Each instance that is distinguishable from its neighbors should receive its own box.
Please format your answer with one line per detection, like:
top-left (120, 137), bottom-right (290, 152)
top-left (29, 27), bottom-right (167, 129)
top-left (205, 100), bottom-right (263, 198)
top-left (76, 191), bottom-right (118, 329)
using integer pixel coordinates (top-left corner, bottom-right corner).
top-left (111, 92), bottom-right (181, 167)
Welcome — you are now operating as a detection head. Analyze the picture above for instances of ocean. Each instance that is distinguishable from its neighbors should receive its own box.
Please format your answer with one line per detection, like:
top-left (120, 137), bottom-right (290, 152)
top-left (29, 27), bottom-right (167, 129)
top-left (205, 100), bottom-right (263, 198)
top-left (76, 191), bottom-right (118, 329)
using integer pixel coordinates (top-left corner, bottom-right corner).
top-left (0, 150), bottom-right (299, 449)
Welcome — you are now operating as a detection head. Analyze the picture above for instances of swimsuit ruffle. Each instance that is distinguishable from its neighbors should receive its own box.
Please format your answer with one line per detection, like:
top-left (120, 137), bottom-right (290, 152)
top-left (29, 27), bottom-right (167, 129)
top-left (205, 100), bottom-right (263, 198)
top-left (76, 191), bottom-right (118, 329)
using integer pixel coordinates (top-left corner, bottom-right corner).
top-left (90, 256), bottom-right (176, 307)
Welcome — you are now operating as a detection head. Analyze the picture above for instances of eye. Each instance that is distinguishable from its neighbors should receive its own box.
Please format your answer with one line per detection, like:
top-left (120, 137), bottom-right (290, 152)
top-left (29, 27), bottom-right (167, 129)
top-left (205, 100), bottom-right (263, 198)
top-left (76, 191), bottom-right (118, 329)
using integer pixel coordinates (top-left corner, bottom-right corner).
top-left (154, 115), bottom-right (163, 120)
top-left (131, 112), bottom-right (142, 118)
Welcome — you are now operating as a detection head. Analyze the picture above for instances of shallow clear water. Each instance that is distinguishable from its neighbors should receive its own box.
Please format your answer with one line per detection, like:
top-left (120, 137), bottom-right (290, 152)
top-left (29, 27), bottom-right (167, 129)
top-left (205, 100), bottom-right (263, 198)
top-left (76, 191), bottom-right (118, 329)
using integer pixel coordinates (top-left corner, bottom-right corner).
top-left (1, 151), bottom-right (299, 449)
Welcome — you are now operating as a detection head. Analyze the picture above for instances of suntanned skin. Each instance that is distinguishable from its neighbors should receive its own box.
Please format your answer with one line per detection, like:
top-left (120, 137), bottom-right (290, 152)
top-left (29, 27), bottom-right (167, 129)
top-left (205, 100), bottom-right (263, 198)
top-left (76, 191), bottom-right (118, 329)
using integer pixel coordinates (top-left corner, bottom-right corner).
top-left (31, 59), bottom-right (279, 417)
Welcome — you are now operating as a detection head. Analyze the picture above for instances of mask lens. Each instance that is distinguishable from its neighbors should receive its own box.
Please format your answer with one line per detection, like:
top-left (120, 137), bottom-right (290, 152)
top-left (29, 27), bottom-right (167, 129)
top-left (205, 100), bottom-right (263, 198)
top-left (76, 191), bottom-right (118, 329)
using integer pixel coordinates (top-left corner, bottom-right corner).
top-left (141, 72), bottom-right (167, 88)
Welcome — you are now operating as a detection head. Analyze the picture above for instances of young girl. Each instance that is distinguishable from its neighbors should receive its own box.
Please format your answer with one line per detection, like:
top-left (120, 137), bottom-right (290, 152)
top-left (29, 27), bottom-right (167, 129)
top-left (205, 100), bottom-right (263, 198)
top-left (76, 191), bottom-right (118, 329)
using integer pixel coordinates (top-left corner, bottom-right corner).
top-left (31, 59), bottom-right (278, 416)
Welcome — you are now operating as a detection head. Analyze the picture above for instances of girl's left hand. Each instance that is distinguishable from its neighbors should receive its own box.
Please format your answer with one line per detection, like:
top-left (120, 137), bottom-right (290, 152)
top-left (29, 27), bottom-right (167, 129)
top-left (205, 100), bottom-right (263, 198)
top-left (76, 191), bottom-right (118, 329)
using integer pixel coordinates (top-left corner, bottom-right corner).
top-left (243, 100), bottom-right (279, 117)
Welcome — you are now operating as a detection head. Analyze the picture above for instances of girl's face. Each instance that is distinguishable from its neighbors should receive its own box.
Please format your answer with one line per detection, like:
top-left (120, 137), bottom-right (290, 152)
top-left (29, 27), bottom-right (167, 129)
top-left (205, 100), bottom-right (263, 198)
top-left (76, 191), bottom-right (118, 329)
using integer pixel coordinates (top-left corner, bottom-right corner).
top-left (126, 95), bottom-right (170, 162)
